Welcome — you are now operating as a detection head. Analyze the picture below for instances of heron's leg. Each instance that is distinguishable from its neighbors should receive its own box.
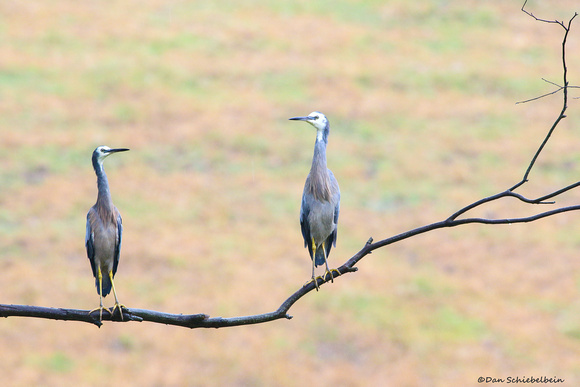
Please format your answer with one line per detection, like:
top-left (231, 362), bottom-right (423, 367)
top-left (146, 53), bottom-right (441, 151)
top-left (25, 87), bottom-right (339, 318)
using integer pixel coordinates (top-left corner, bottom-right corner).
top-left (89, 267), bottom-right (107, 321)
top-left (109, 271), bottom-right (125, 321)
top-left (321, 244), bottom-right (334, 283)
top-left (302, 241), bottom-right (321, 291)
top-left (322, 243), bottom-right (341, 283)
top-left (311, 250), bottom-right (320, 291)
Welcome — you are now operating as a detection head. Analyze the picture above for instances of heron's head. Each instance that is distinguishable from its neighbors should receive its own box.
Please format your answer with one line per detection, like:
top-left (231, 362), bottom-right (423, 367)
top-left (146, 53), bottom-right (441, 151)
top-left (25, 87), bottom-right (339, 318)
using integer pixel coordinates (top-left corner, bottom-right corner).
top-left (92, 146), bottom-right (130, 168)
top-left (289, 111), bottom-right (329, 132)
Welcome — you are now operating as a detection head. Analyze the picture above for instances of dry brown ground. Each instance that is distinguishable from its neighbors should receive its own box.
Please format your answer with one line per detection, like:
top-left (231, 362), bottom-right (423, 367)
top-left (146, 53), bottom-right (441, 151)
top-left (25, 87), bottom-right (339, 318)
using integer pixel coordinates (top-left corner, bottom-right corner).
top-left (1, 1), bottom-right (580, 386)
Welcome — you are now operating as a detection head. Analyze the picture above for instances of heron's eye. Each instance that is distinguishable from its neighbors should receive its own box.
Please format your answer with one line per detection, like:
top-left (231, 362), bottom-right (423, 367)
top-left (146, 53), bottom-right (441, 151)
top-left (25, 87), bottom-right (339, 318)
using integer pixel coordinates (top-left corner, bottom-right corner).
top-left (314, 116), bottom-right (319, 120)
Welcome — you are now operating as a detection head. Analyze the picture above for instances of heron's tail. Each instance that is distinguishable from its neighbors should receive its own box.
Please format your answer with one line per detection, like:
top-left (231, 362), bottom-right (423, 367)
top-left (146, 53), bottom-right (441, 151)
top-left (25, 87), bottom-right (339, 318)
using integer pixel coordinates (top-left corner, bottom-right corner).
top-left (314, 244), bottom-right (326, 267)
top-left (96, 274), bottom-right (112, 297)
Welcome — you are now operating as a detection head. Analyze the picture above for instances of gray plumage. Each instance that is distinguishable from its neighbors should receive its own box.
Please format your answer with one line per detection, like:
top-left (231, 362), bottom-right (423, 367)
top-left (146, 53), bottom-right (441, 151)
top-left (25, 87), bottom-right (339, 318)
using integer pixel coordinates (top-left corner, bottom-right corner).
top-left (290, 112), bottom-right (340, 289)
top-left (85, 145), bottom-right (129, 320)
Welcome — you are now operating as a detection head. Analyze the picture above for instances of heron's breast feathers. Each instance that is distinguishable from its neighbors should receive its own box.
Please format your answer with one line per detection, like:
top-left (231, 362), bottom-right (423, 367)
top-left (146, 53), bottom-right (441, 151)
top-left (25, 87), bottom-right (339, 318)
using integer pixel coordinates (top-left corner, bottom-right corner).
top-left (307, 169), bottom-right (333, 202)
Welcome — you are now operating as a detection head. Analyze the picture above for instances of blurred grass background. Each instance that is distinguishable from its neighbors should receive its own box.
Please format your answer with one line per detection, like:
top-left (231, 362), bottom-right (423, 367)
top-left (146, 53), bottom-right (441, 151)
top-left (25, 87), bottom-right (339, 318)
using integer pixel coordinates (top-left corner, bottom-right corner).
top-left (1, 0), bottom-right (580, 386)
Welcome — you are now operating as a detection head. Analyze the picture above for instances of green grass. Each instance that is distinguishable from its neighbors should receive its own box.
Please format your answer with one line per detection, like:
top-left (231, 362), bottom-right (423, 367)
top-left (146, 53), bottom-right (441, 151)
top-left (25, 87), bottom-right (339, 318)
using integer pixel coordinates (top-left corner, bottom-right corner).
top-left (26, 352), bottom-right (75, 374)
top-left (0, 67), bottom-right (69, 97)
top-left (312, 289), bottom-right (488, 345)
top-left (557, 301), bottom-right (580, 340)
top-left (262, 0), bottom-right (387, 26)
top-left (430, 306), bottom-right (487, 342)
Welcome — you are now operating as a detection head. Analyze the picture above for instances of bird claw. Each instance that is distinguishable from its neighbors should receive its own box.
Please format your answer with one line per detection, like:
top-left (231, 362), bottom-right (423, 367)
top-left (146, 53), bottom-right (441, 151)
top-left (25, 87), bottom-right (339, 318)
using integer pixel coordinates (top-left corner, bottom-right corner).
top-left (322, 268), bottom-right (341, 283)
top-left (88, 304), bottom-right (126, 322)
top-left (303, 268), bottom-right (341, 291)
top-left (303, 275), bottom-right (323, 291)
top-left (89, 306), bottom-right (111, 322)
top-left (111, 303), bottom-right (126, 321)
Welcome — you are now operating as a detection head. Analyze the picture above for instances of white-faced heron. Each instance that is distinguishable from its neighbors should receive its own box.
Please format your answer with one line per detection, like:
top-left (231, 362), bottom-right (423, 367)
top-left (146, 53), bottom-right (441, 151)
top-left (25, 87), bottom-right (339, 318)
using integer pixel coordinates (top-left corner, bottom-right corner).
top-left (289, 112), bottom-right (341, 290)
top-left (85, 145), bottom-right (129, 321)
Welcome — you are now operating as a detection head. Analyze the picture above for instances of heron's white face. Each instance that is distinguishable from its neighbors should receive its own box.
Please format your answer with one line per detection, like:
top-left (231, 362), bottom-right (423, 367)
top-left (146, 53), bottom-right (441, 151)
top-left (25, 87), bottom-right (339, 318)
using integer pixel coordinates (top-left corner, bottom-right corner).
top-left (95, 146), bottom-right (113, 161)
top-left (305, 111), bottom-right (328, 132)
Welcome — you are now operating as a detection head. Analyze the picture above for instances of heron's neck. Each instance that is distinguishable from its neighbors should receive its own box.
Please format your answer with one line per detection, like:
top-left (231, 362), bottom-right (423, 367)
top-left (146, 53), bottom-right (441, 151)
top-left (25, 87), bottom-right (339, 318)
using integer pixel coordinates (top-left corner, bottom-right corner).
top-left (316, 126), bottom-right (329, 143)
top-left (95, 164), bottom-right (114, 215)
top-left (311, 137), bottom-right (327, 169)
top-left (309, 137), bottom-right (331, 201)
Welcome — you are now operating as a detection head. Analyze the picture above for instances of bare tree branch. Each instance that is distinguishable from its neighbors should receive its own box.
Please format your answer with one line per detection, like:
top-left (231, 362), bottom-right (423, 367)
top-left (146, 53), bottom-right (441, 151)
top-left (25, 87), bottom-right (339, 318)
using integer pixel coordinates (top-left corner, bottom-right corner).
top-left (512, 3), bottom-right (578, 190)
top-left (0, 304), bottom-right (289, 329)
top-left (1, 2), bottom-right (579, 329)
top-left (521, 0), bottom-right (577, 28)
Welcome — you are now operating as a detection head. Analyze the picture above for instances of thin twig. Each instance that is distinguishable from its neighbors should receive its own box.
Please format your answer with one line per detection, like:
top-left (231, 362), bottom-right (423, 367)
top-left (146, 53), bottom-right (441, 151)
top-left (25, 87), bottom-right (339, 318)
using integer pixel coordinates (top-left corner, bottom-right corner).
top-left (515, 87), bottom-right (564, 104)
top-left (521, 0), bottom-right (569, 27)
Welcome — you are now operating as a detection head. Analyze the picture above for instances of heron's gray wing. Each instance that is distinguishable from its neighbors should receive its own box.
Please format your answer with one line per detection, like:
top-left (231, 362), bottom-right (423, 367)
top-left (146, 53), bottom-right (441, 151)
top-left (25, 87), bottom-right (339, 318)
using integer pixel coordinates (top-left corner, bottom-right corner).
top-left (329, 170), bottom-right (340, 248)
top-left (113, 209), bottom-right (122, 276)
top-left (85, 208), bottom-right (97, 278)
top-left (300, 180), bottom-right (314, 260)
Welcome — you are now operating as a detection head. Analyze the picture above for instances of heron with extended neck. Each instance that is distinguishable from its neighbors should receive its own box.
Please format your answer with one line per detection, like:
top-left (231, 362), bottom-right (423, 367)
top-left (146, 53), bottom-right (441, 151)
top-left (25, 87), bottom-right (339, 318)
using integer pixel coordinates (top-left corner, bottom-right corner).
top-left (85, 145), bottom-right (129, 321)
top-left (289, 112), bottom-right (341, 291)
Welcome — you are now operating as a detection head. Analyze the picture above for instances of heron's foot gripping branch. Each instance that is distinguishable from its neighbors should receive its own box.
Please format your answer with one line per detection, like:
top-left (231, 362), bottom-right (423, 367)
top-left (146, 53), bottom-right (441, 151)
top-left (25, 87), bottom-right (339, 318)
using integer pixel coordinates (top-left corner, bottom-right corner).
top-left (112, 303), bottom-right (127, 321)
top-left (303, 276), bottom-right (324, 291)
top-left (321, 268), bottom-right (341, 284)
top-left (88, 306), bottom-right (110, 323)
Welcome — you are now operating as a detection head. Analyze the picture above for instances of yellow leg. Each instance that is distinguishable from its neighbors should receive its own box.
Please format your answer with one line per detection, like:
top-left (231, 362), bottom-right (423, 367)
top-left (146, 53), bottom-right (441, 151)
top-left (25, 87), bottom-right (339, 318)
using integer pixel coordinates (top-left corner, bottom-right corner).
top-left (322, 243), bottom-right (341, 284)
top-left (303, 240), bottom-right (322, 291)
top-left (89, 267), bottom-right (107, 322)
top-left (109, 270), bottom-right (125, 321)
